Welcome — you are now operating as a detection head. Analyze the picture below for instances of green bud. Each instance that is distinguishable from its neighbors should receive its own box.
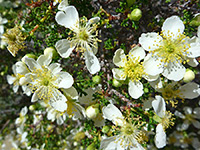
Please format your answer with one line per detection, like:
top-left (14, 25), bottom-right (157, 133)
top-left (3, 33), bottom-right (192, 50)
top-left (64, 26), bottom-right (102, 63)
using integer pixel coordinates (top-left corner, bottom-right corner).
top-left (21, 54), bottom-right (36, 62)
top-left (183, 69), bottom-right (195, 83)
top-left (44, 47), bottom-right (58, 58)
top-left (86, 143), bottom-right (96, 150)
top-left (144, 88), bottom-right (149, 93)
top-left (189, 14), bottom-right (200, 26)
top-left (126, 0), bottom-right (136, 7)
top-left (92, 75), bottom-right (102, 84)
top-left (102, 125), bottom-right (110, 133)
top-left (29, 105), bottom-right (35, 111)
top-left (112, 78), bottom-right (123, 87)
top-left (86, 105), bottom-right (99, 119)
top-left (128, 8), bottom-right (142, 21)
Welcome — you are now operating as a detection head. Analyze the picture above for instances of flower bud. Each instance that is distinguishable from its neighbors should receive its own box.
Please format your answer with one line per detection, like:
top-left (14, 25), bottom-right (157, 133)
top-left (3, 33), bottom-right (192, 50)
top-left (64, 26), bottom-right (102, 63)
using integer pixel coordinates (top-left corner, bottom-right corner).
top-left (183, 69), bottom-right (195, 83)
top-left (29, 105), bottom-right (35, 111)
top-left (86, 105), bottom-right (99, 119)
top-left (128, 8), bottom-right (142, 21)
top-left (102, 125), bottom-right (110, 133)
top-left (21, 54), bottom-right (36, 63)
top-left (112, 78), bottom-right (122, 87)
top-left (92, 75), bottom-right (102, 84)
top-left (44, 47), bottom-right (57, 58)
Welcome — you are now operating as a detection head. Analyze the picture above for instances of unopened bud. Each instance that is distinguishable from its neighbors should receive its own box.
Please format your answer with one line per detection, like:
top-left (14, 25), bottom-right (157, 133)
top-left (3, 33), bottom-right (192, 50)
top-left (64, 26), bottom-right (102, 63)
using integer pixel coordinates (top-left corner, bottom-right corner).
top-left (29, 105), bottom-right (35, 111)
top-left (102, 125), bottom-right (110, 133)
top-left (92, 75), bottom-right (102, 84)
top-left (21, 54), bottom-right (36, 63)
top-left (128, 8), bottom-right (142, 21)
top-left (44, 47), bottom-right (57, 58)
top-left (112, 78), bottom-right (122, 87)
top-left (183, 69), bottom-right (195, 83)
top-left (86, 105), bottom-right (99, 119)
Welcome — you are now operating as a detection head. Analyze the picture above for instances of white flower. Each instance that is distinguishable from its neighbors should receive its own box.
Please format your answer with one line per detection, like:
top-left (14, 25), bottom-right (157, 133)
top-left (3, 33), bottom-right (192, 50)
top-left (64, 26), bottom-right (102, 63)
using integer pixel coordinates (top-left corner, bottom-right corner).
top-left (175, 107), bottom-right (200, 131)
top-left (0, 15), bottom-right (7, 35)
top-left (152, 96), bottom-right (174, 149)
top-left (150, 78), bottom-right (200, 107)
top-left (55, 6), bottom-right (100, 74)
top-left (7, 61), bottom-right (31, 95)
top-left (139, 16), bottom-right (200, 81)
top-left (112, 46), bottom-right (158, 99)
top-left (100, 104), bottom-right (145, 150)
top-left (15, 106), bottom-right (28, 126)
top-left (24, 53), bottom-right (73, 112)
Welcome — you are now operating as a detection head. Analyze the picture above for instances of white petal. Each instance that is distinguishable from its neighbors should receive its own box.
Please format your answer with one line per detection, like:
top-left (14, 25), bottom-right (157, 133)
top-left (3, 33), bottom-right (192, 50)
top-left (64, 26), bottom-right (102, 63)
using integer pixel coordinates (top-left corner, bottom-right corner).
top-left (143, 54), bottom-right (164, 76)
top-left (0, 25), bottom-right (3, 34)
top-left (55, 72), bottom-right (74, 89)
top-left (113, 49), bottom-right (126, 67)
top-left (179, 82), bottom-right (200, 99)
top-left (100, 136), bottom-right (117, 150)
top-left (37, 54), bottom-right (52, 67)
top-left (130, 138), bottom-right (145, 150)
top-left (129, 46), bottom-right (146, 61)
top-left (152, 95), bottom-right (166, 118)
top-left (55, 39), bottom-right (75, 58)
top-left (71, 103), bottom-right (86, 120)
top-left (102, 104), bottom-right (124, 126)
top-left (174, 111), bottom-right (185, 119)
top-left (55, 6), bottom-right (79, 31)
top-left (57, 116), bottom-right (64, 125)
top-left (194, 107), bottom-right (200, 119)
top-left (162, 61), bottom-right (186, 81)
top-left (154, 124), bottom-right (166, 149)
top-left (15, 61), bottom-right (29, 75)
top-left (7, 75), bottom-right (16, 84)
top-left (139, 32), bottom-right (163, 51)
top-left (84, 50), bottom-right (100, 74)
top-left (112, 68), bottom-right (126, 80)
top-left (162, 16), bottom-right (184, 39)
top-left (31, 89), bottom-right (39, 102)
top-left (183, 107), bottom-right (192, 115)
top-left (62, 86), bottom-right (78, 99)
top-left (50, 90), bottom-right (68, 112)
top-left (58, 0), bottom-right (69, 11)
top-left (149, 77), bottom-right (163, 91)
top-left (198, 26), bottom-right (200, 38)
top-left (25, 57), bottom-right (41, 71)
top-left (128, 80), bottom-right (144, 99)
top-left (48, 63), bottom-right (62, 74)
top-left (187, 57), bottom-right (199, 67)
top-left (78, 88), bottom-right (95, 105)
top-left (192, 120), bottom-right (200, 129)
top-left (13, 84), bottom-right (19, 93)
top-left (187, 43), bottom-right (200, 58)
top-left (21, 106), bottom-right (28, 116)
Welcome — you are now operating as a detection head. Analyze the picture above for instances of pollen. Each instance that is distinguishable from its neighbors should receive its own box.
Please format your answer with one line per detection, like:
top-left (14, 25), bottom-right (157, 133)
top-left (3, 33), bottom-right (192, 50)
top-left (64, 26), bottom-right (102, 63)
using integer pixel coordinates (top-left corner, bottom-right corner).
top-left (160, 111), bottom-right (175, 130)
top-left (151, 31), bottom-right (190, 64)
top-left (29, 66), bottom-right (58, 100)
top-left (123, 55), bottom-right (146, 82)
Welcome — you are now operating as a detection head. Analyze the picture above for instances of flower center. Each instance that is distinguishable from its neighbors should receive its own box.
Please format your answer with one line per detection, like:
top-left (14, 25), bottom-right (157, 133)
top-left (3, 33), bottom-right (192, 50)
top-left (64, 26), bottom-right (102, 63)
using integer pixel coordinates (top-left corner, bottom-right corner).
top-left (122, 124), bottom-right (134, 135)
top-left (78, 29), bottom-right (89, 41)
top-left (29, 66), bottom-right (58, 100)
top-left (160, 111), bottom-right (175, 130)
top-left (123, 56), bottom-right (145, 82)
top-left (152, 31), bottom-right (190, 64)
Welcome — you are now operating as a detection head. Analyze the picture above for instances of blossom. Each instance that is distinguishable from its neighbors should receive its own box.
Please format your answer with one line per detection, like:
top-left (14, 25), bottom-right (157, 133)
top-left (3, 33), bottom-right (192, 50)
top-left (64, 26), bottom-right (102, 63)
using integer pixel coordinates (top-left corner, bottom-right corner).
top-left (175, 106), bottom-right (200, 131)
top-left (7, 61), bottom-right (31, 96)
top-left (152, 95), bottom-right (175, 148)
top-left (139, 16), bottom-right (200, 81)
top-left (150, 78), bottom-right (200, 106)
top-left (55, 6), bottom-right (100, 74)
top-left (23, 53), bottom-right (73, 112)
top-left (100, 104), bottom-right (145, 150)
top-left (112, 46), bottom-right (158, 99)
top-left (2, 25), bottom-right (26, 57)
top-left (15, 106), bottom-right (28, 126)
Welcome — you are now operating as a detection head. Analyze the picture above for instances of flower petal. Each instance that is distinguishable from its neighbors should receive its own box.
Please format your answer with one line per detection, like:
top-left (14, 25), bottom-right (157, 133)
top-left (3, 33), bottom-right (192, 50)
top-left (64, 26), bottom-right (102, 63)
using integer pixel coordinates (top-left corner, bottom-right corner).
top-left (55, 39), bottom-right (75, 58)
top-left (179, 82), bottom-right (200, 99)
top-left (62, 86), bottom-right (78, 99)
top-left (162, 16), bottom-right (184, 39)
top-left (86, 17), bottom-right (100, 27)
top-left (113, 49), bottom-right (126, 67)
top-left (154, 124), bottom-right (166, 149)
top-left (187, 42), bottom-right (200, 58)
top-left (55, 72), bottom-right (74, 89)
top-left (187, 57), bottom-right (199, 67)
top-left (7, 75), bottom-right (16, 84)
top-left (143, 54), bottom-right (164, 76)
top-left (152, 95), bottom-right (166, 118)
top-left (128, 80), bottom-right (144, 99)
top-left (139, 32), bottom-right (163, 51)
top-left (112, 68), bottom-right (126, 80)
top-left (37, 53), bottom-right (52, 67)
top-left (48, 63), bottom-right (62, 74)
top-left (55, 6), bottom-right (79, 31)
top-left (162, 61), bottom-right (186, 81)
top-left (129, 46), bottom-right (146, 61)
top-left (25, 57), bottom-right (41, 71)
top-left (84, 50), bottom-right (100, 74)
top-left (100, 136), bottom-right (117, 150)
top-left (102, 104), bottom-right (124, 126)
top-left (58, 0), bottom-right (69, 11)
